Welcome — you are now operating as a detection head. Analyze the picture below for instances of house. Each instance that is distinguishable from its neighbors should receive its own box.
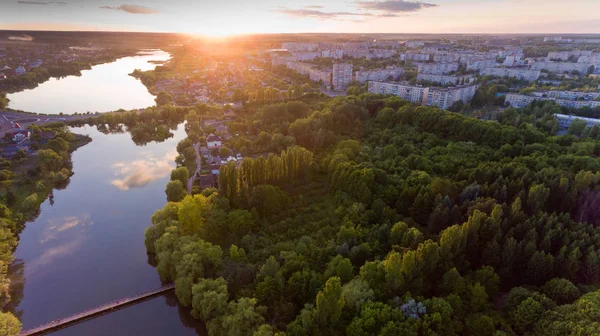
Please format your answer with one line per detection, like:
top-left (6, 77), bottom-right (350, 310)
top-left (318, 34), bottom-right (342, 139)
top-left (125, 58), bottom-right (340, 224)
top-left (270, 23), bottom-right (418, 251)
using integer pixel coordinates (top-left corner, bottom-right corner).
top-left (199, 174), bottom-right (217, 189)
top-left (15, 66), bottom-right (26, 76)
top-left (207, 134), bottom-right (222, 149)
top-left (200, 147), bottom-right (211, 159)
top-left (1, 146), bottom-right (19, 158)
top-left (13, 133), bottom-right (26, 143)
top-left (210, 164), bottom-right (221, 175)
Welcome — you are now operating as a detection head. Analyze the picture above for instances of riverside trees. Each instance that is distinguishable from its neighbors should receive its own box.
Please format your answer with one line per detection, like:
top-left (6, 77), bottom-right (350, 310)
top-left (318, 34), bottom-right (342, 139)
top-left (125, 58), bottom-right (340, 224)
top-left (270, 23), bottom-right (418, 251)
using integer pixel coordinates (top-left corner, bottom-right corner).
top-left (145, 94), bottom-right (600, 335)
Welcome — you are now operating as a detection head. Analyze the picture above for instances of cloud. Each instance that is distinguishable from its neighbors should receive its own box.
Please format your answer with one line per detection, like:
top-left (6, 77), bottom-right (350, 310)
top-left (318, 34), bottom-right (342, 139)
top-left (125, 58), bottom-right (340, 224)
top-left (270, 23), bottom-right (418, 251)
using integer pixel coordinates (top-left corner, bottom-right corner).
top-left (16, 0), bottom-right (67, 5)
top-left (110, 151), bottom-right (175, 191)
top-left (100, 4), bottom-right (159, 14)
top-left (274, 8), bottom-right (365, 19)
top-left (356, 0), bottom-right (438, 12)
top-left (304, 5), bottom-right (324, 9)
top-left (274, 7), bottom-right (400, 20)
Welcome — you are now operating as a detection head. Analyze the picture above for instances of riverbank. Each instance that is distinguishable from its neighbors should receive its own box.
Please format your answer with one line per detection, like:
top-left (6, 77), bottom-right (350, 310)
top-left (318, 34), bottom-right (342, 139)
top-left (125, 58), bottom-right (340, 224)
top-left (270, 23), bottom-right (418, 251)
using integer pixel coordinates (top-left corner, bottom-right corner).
top-left (0, 125), bottom-right (92, 335)
top-left (0, 50), bottom-right (139, 95)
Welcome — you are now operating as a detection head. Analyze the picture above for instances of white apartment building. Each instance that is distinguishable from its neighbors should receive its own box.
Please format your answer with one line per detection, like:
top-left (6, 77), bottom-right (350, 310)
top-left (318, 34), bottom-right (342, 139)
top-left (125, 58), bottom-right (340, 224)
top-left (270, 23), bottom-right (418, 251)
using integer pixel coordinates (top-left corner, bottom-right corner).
top-left (547, 50), bottom-right (593, 61)
top-left (282, 42), bottom-right (318, 52)
top-left (405, 41), bottom-right (426, 49)
top-left (531, 61), bottom-right (591, 74)
top-left (368, 81), bottom-right (479, 110)
top-left (480, 67), bottom-right (541, 81)
top-left (293, 51), bottom-right (320, 61)
top-left (467, 60), bottom-right (499, 71)
top-left (417, 62), bottom-right (460, 75)
top-left (505, 93), bottom-right (600, 109)
top-left (286, 62), bottom-right (332, 84)
top-left (320, 50), bottom-right (344, 59)
top-left (417, 73), bottom-right (476, 86)
top-left (355, 67), bottom-right (404, 84)
top-left (344, 49), bottom-right (396, 60)
top-left (433, 53), bottom-right (462, 63)
top-left (401, 53), bottom-right (431, 62)
top-left (332, 63), bottom-right (353, 90)
top-left (555, 114), bottom-right (600, 130)
top-left (533, 91), bottom-right (600, 101)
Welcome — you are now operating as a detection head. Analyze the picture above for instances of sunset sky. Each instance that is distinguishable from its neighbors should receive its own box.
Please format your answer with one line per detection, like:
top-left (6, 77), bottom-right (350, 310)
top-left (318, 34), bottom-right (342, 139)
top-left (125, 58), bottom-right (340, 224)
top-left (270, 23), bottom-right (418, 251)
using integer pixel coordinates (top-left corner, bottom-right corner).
top-left (0, 0), bottom-right (599, 36)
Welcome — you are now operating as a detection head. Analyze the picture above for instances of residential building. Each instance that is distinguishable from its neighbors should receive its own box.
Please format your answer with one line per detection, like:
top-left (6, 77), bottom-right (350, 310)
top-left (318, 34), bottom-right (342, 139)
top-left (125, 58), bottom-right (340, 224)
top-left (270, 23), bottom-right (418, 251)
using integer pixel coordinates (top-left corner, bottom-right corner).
top-left (555, 114), bottom-right (600, 130)
top-left (355, 67), bottom-right (403, 84)
top-left (286, 62), bottom-right (331, 84)
top-left (405, 41), bottom-right (426, 49)
top-left (530, 61), bottom-right (591, 74)
top-left (534, 91), bottom-right (600, 101)
top-left (15, 66), bottom-right (25, 76)
top-left (332, 63), bottom-right (353, 91)
top-left (368, 81), bottom-right (479, 110)
top-left (417, 62), bottom-right (459, 75)
top-left (480, 67), bottom-right (541, 81)
top-left (282, 42), bottom-right (318, 52)
top-left (467, 60), bottom-right (498, 71)
top-left (207, 134), bottom-right (223, 148)
top-left (400, 53), bottom-right (431, 62)
top-left (505, 93), bottom-right (600, 109)
top-left (417, 73), bottom-right (475, 86)
top-left (548, 50), bottom-right (592, 61)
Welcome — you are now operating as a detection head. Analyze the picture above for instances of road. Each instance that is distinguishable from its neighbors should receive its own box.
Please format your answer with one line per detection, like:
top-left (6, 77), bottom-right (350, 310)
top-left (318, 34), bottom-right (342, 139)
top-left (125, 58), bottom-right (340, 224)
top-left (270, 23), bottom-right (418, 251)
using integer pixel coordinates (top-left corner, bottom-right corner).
top-left (186, 142), bottom-right (202, 194)
top-left (0, 110), bottom-right (94, 138)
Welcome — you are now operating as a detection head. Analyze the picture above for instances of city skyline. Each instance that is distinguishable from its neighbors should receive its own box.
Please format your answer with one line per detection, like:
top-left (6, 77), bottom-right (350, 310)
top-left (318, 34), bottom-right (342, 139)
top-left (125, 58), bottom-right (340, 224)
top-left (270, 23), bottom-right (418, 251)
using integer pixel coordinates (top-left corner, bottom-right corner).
top-left (0, 0), bottom-right (599, 36)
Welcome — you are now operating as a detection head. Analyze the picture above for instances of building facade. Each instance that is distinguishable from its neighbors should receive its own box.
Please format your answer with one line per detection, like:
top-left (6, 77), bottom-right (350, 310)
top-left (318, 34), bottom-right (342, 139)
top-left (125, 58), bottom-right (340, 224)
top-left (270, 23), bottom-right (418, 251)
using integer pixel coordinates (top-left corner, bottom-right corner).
top-left (480, 67), bottom-right (541, 81)
top-left (505, 93), bottom-right (600, 109)
top-left (368, 81), bottom-right (479, 110)
top-left (417, 62), bottom-right (459, 75)
top-left (417, 73), bottom-right (475, 86)
top-left (332, 63), bottom-right (353, 90)
top-left (355, 67), bottom-right (404, 84)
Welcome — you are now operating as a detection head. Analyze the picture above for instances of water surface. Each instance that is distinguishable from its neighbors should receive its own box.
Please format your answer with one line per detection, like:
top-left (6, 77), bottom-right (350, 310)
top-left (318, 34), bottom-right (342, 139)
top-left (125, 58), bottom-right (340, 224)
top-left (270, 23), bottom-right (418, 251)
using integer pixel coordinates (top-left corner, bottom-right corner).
top-left (10, 125), bottom-right (203, 335)
top-left (7, 50), bottom-right (170, 115)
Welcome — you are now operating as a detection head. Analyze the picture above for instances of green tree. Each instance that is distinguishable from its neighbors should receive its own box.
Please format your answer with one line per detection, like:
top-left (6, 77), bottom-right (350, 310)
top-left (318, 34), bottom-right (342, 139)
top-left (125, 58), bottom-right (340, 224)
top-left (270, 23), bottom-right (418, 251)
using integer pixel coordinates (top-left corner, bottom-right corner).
top-left (191, 277), bottom-right (229, 321)
top-left (541, 278), bottom-right (580, 305)
top-left (0, 312), bottom-right (21, 336)
top-left (165, 180), bottom-right (186, 202)
top-left (315, 277), bottom-right (345, 328)
top-left (170, 167), bottom-right (189, 185)
top-left (324, 255), bottom-right (354, 283)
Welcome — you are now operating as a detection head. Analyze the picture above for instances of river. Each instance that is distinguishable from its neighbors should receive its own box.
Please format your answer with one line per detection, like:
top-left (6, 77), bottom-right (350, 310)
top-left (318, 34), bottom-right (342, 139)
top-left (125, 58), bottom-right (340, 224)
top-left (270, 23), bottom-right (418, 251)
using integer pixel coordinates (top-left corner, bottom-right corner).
top-left (6, 50), bottom-right (171, 115)
top-left (7, 51), bottom-right (204, 334)
top-left (10, 125), bottom-right (203, 335)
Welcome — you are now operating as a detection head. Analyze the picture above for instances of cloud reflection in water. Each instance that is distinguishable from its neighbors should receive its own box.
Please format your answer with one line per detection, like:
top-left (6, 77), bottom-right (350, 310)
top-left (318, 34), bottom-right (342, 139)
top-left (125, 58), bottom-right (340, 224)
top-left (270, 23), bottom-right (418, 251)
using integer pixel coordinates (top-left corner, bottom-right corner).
top-left (110, 150), bottom-right (176, 191)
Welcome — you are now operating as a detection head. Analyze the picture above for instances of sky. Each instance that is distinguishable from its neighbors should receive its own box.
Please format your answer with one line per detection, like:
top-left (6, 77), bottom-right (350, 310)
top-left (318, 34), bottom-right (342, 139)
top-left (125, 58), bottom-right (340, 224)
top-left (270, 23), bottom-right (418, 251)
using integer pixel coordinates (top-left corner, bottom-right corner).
top-left (0, 0), bottom-right (599, 36)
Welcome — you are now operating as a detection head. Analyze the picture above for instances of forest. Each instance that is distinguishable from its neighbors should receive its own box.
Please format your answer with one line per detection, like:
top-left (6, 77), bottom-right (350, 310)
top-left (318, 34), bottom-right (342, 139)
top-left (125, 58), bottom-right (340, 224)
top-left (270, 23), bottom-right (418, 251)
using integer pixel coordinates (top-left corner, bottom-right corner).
top-left (144, 93), bottom-right (600, 335)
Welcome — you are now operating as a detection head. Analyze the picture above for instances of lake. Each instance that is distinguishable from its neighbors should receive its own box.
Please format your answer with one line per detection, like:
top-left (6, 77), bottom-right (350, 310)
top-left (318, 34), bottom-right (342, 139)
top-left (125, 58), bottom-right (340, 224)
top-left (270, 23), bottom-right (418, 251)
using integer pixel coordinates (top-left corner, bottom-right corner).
top-left (6, 50), bottom-right (170, 115)
top-left (9, 125), bottom-right (204, 335)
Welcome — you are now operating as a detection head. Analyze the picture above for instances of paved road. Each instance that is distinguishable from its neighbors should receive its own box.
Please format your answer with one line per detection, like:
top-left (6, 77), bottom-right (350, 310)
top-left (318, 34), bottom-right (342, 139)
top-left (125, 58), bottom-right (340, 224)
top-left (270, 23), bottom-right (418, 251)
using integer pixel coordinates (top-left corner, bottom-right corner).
top-left (0, 110), bottom-right (94, 138)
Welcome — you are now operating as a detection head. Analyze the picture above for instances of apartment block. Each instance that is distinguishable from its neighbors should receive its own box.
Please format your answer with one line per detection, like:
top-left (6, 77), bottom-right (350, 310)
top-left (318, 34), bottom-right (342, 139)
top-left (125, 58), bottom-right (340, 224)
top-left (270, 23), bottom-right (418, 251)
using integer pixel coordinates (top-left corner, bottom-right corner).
top-left (530, 61), bottom-right (591, 74)
top-left (417, 62), bottom-right (460, 75)
top-left (332, 63), bottom-right (353, 90)
top-left (480, 67), bottom-right (541, 81)
top-left (355, 67), bottom-right (404, 84)
top-left (400, 53), bottom-right (432, 62)
top-left (368, 81), bottom-right (479, 110)
top-left (417, 73), bottom-right (476, 86)
top-left (505, 93), bottom-right (600, 109)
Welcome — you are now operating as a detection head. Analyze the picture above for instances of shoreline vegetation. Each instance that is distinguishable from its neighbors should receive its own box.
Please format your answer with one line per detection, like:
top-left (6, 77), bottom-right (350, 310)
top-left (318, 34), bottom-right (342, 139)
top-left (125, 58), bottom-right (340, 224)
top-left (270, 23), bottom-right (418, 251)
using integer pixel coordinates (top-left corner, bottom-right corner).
top-left (0, 50), bottom-right (139, 95)
top-left (1, 123), bottom-right (92, 333)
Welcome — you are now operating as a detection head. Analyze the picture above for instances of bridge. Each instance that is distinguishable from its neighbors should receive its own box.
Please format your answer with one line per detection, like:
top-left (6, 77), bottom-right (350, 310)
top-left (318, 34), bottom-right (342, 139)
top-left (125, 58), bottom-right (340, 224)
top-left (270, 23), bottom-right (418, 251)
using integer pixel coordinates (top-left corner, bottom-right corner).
top-left (19, 284), bottom-right (175, 336)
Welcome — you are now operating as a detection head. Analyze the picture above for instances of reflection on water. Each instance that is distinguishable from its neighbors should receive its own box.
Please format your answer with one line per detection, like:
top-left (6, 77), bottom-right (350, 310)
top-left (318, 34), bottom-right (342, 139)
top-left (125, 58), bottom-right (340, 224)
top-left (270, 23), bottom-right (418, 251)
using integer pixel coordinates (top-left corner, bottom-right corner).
top-left (110, 150), bottom-right (177, 191)
top-left (9, 124), bottom-right (200, 335)
top-left (7, 50), bottom-right (170, 114)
